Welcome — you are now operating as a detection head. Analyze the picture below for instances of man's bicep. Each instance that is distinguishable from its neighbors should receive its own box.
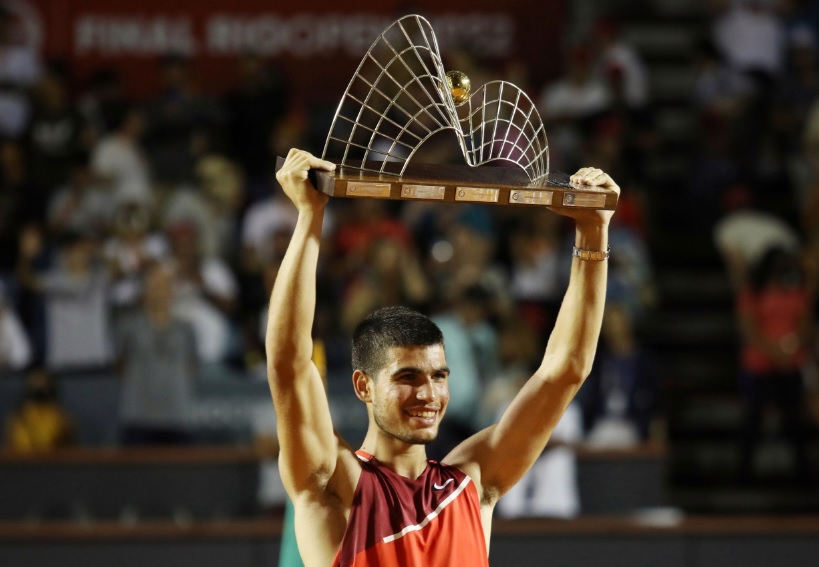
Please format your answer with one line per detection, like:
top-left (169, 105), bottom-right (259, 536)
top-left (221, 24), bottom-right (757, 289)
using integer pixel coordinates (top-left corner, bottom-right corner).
top-left (447, 375), bottom-right (577, 501)
top-left (272, 363), bottom-right (340, 494)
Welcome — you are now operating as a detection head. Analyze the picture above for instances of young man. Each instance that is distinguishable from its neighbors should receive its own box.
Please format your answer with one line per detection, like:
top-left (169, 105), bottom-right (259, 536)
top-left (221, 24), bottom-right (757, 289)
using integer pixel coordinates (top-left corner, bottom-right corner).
top-left (268, 148), bottom-right (618, 566)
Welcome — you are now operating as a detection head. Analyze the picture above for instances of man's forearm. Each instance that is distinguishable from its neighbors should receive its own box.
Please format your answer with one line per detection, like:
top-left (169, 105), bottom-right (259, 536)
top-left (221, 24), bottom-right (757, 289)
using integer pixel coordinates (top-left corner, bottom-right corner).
top-left (540, 224), bottom-right (609, 380)
top-left (266, 210), bottom-right (324, 374)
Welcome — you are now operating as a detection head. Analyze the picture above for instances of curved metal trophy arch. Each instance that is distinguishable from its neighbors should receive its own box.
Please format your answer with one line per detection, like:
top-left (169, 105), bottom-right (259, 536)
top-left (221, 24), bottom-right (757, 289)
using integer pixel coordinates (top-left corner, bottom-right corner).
top-left (321, 14), bottom-right (550, 182)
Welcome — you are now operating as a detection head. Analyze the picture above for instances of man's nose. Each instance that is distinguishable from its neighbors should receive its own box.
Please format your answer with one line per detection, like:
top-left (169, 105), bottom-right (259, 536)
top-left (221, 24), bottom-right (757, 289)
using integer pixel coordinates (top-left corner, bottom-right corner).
top-left (416, 378), bottom-right (437, 401)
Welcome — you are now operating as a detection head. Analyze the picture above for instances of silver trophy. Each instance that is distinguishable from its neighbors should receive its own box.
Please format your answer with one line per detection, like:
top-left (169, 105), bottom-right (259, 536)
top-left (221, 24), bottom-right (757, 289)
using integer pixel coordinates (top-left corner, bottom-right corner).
top-left (278, 14), bottom-right (617, 210)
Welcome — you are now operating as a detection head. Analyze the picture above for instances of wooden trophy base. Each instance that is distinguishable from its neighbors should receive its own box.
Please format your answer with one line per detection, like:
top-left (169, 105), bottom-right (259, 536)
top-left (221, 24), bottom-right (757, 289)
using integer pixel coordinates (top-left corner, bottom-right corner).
top-left (275, 158), bottom-right (618, 210)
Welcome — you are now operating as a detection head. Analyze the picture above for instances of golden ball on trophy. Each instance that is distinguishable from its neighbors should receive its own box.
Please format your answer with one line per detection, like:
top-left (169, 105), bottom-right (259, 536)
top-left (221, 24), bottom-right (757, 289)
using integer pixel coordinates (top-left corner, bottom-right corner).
top-left (445, 70), bottom-right (471, 106)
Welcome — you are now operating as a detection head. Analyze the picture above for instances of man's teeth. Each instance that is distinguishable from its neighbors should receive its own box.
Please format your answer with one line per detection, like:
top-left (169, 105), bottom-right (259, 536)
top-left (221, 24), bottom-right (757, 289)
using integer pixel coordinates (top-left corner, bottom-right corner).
top-left (408, 411), bottom-right (436, 418)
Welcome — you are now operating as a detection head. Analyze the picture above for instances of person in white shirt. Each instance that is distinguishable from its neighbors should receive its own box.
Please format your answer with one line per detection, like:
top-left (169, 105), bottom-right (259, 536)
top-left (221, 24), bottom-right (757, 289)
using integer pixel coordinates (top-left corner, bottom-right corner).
top-left (0, 285), bottom-right (31, 372)
top-left (91, 104), bottom-right (152, 208)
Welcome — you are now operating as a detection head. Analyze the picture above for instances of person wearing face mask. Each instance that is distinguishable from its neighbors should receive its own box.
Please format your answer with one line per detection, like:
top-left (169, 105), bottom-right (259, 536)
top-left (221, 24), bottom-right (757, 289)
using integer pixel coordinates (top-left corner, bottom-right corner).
top-left (4, 367), bottom-right (74, 452)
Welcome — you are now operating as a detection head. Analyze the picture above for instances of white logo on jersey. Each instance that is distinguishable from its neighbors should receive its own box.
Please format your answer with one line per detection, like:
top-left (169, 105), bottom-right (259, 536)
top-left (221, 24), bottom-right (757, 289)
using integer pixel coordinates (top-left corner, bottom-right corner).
top-left (433, 478), bottom-right (454, 491)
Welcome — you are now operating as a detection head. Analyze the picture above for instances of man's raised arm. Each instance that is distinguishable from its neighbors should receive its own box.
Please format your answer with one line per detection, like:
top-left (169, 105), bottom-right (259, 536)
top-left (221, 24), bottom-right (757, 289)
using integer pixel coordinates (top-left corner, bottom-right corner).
top-left (446, 167), bottom-right (618, 501)
top-left (267, 149), bottom-right (338, 497)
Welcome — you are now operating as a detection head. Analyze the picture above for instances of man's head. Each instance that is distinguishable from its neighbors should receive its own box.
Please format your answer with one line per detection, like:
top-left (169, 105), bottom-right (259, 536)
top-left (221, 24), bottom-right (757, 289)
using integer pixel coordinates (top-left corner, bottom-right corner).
top-left (352, 306), bottom-right (443, 376)
top-left (352, 307), bottom-right (449, 445)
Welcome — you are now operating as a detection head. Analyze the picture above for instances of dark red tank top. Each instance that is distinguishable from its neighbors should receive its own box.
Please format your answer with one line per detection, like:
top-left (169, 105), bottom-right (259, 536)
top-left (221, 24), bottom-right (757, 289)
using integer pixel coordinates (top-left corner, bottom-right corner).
top-left (332, 450), bottom-right (489, 567)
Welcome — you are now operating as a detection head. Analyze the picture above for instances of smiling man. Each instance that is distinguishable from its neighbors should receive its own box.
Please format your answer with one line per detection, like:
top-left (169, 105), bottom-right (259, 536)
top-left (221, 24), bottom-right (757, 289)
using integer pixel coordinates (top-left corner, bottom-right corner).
top-left (268, 149), bottom-right (617, 567)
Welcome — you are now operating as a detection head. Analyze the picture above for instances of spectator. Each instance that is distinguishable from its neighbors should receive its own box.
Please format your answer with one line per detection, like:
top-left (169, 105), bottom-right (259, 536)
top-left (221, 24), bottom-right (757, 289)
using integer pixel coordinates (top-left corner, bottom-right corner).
top-left (78, 68), bottom-right (125, 139)
top-left (593, 19), bottom-right (649, 109)
top-left (104, 201), bottom-right (168, 309)
top-left (240, 182), bottom-right (299, 274)
top-left (429, 285), bottom-right (500, 458)
top-left (161, 154), bottom-right (244, 261)
top-left (496, 403), bottom-right (582, 518)
top-left (143, 54), bottom-right (223, 184)
top-left (539, 44), bottom-right (611, 168)
top-left (735, 245), bottom-right (815, 482)
top-left (166, 220), bottom-right (238, 364)
top-left (0, 141), bottom-right (35, 274)
top-left (715, 185), bottom-right (800, 290)
top-left (0, 283), bottom-right (30, 373)
top-left (0, 7), bottom-right (41, 139)
top-left (25, 64), bottom-right (92, 198)
top-left (4, 367), bottom-right (74, 452)
top-left (223, 55), bottom-right (289, 185)
top-left (47, 152), bottom-right (113, 237)
top-left (17, 226), bottom-right (112, 372)
top-left (340, 238), bottom-right (431, 334)
top-left (712, 0), bottom-right (787, 80)
top-left (116, 261), bottom-right (198, 445)
top-left (507, 211), bottom-right (564, 339)
top-left (91, 103), bottom-right (152, 208)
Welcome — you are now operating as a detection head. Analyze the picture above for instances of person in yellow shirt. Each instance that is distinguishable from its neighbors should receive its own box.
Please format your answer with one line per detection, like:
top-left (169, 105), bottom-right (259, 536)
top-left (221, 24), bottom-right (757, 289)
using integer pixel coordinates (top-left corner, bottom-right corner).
top-left (5, 367), bottom-right (74, 452)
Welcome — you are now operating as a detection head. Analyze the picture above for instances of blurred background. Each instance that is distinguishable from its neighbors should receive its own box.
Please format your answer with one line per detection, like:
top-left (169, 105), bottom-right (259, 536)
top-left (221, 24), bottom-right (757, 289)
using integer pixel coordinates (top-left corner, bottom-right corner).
top-left (1, 0), bottom-right (819, 565)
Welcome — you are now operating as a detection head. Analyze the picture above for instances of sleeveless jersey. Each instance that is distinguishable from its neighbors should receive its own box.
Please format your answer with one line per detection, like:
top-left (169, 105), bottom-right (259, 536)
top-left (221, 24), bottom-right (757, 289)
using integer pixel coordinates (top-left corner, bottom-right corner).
top-left (332, 450), bottom-right (489, 567)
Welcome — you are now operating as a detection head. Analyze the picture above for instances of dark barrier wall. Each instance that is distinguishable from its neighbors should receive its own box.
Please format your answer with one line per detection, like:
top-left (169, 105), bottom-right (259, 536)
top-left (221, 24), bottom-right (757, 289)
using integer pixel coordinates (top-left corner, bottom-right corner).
top-left (3, 520), bottom-right (819, 567)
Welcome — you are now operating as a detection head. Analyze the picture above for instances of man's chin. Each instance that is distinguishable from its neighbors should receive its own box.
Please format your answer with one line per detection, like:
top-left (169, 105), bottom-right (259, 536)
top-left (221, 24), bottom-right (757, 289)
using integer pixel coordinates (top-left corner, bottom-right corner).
top-left (390, 429), bottom-right (437, 445)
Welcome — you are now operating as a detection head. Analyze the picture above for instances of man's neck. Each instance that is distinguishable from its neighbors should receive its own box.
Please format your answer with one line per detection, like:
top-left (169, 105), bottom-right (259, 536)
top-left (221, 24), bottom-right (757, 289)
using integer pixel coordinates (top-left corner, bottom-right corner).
top-left (360, 429), bottom-right (429, 480)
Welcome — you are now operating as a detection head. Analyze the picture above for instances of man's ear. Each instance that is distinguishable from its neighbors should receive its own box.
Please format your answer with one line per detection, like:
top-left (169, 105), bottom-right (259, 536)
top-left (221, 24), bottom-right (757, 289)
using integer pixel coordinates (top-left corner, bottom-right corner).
top-left (353, 369), bottom-right (372, 403)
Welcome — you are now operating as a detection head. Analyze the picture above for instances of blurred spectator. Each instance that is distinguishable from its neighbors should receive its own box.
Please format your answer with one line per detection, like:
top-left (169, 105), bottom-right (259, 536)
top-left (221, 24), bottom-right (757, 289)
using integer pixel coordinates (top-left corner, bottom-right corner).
top-left (429, 285), bottom-right (500, 458)
top-left (714, 185), bottom-right (800, 290)
top-left (25, 63), bottom-right (92, 197)
top-left (104, 201), bottom-right (168, 309)
top-left (47, 152), bottom-right (113, 237)
top-left (693, 39), bottom-right (754, 124)
top-left (712, 0), bottom-right (786, 80)
top-left (223, 55), bottom-right (289, 185)
top-left (78, 68), bottom-right (125, 138)
top-left (0, 283), bottom-right (30, 372)
top-left (539, 44), bottom-right (610, 168)
top-left (143, 54), bottom-right (223, 184)
top-left (4, 367), bottom-right (74, 452)
top-left (162, 155), bottom-right (244, 260)
top-left (711, 0), bottom-right (788, 174)
top-left (0, 141), bottom-right (34, 274)
top-left (496, 403), bottom-right (582, 518)
top-left (340, 238), bottom-right (431, 333)
top-left (91, 103), bottom-right (152, 208)
top-left (734, 245), bottom-right (815, 481)
top-left (593, 19), bottom-right (649, 109)
top-left (17, 226), bottom-right (112, 372)
top-left (507, 211), bottom-right (563, 339)
top-left (241, 183), bottom-right (299, 274)
top-left (167, 220), bottom-right (238, 364)
top-left (582, 304), bottom-right (649, 447)
top-left (0, 6), bottom-right (41, 139)
top-left (776, 25), bottom-right (819, 203)
top-left (116, 261), bottom-right (198, 445)
top-left (423, 206), bottom-right (507, 308)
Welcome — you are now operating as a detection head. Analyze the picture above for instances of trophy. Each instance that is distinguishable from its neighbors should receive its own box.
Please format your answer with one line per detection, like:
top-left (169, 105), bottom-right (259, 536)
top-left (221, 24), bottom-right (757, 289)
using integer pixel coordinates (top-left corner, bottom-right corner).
top-left (277, 14), bottom-right (618, 211)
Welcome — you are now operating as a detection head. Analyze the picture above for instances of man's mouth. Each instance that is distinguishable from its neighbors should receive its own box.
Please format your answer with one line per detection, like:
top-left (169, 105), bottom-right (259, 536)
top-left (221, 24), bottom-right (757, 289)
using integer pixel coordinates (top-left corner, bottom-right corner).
top-left (406, 409), bottom-right (438, 419)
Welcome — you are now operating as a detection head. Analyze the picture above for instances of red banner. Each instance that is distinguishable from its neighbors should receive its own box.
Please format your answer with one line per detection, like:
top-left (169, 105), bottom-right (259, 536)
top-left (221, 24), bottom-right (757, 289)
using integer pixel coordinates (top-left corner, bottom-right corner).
top-left (12, 0), bottom-right (567, 104)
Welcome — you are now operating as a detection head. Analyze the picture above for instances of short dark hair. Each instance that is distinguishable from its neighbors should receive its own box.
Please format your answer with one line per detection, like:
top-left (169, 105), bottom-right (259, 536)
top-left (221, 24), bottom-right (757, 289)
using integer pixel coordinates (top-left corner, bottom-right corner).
top-left (352, 306), bottom-right (443, 377)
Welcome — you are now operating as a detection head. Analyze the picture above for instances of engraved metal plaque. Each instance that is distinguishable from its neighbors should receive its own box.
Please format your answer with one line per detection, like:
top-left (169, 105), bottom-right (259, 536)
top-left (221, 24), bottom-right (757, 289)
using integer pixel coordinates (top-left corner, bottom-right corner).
top-left (455, 187), bottom-right (499, 203)
top-left (563, 192), bottom-right (608, 208)
top-left (346, 182), bottom-right (391, 198)
top-left (402, 184), bottom-right (446, 200)
top-left (510, 189), bottom-right (553, 206)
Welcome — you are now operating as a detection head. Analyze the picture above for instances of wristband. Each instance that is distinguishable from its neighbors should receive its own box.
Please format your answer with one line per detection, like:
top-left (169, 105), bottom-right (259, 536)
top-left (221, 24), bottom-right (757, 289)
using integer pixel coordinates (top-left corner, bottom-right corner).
top-left (572, 245), bottom-right (610, 261)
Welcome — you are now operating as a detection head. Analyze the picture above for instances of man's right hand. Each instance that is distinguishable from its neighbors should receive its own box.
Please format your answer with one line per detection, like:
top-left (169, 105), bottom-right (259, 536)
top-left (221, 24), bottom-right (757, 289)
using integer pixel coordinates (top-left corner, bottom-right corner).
top-left (275, 148), bottom-right (336, 213)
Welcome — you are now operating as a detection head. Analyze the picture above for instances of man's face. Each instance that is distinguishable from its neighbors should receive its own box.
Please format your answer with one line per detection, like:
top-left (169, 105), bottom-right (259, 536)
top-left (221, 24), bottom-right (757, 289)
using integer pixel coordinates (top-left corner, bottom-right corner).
top-left (369, 345), bottom-right (450, 445)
